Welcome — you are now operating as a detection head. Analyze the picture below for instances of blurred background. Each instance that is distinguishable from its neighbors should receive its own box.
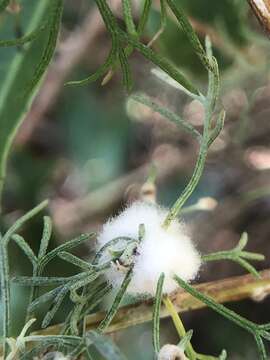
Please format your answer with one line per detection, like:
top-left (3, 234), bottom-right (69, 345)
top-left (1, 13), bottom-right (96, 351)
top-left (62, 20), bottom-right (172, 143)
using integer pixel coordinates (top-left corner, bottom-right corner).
top-left (1, 0), bottom-right (270, 358)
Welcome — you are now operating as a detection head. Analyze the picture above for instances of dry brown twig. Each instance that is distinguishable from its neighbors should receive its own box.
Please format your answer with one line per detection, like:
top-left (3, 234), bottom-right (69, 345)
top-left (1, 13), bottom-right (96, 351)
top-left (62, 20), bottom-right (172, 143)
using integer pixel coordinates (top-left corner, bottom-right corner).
top-left (248, 0), bottom-right (270, 35)
top-left (35, 269), bottom-right (270, 336)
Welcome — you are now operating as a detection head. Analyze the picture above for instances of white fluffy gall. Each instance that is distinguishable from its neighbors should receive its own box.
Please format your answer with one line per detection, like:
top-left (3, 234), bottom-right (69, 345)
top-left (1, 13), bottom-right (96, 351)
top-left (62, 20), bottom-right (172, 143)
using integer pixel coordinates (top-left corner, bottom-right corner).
top-left (97, 201), bottom-right (201, 296)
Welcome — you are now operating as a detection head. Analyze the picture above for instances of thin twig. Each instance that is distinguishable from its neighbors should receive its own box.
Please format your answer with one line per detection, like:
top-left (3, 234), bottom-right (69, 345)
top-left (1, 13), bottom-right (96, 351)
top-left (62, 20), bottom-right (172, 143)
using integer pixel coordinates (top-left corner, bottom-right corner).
top-left (25, 269), bottom-right (270, 338)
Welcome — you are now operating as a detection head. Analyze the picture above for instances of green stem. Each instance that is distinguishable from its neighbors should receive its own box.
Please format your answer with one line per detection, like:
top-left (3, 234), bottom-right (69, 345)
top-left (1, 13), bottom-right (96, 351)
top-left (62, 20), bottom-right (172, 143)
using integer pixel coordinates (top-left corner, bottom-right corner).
top-left (0, 240), bottom-right (10, 356)
top-left (163, 42), bottom-right (219, 229)
top-left (163, 128), bottom-right (208, 228)
top-left (174, 275), bottom-right (256, 331)
top-left (174, 275), bottom-right (268, 360)
top-left (119, 29), bottom-right (199, 95)
top-left (131, 93), bottom-right (202, 140)
top-left (163, 295), bottom-right (196, 360)
top-left (137, 0), bottom-right (152, 36)
top-left (122, 0), bottom-right (137, 37)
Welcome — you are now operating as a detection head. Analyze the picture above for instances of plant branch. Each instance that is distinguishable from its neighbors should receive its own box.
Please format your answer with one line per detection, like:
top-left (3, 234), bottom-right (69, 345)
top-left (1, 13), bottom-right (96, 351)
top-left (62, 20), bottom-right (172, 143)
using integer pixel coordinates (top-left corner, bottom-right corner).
top-left (16, 269), bottom-right (270, 340)
top-left (174, 275), bottom-right (270, 359)
top-left (163, 38), bottom-right (220, 228)
top-left (202, 232), bottom-right (265, 278)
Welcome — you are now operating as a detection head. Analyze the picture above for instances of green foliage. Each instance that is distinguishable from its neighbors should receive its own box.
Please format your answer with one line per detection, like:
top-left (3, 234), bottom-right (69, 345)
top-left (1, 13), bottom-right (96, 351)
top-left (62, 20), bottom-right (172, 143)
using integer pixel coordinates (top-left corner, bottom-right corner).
top-left (97, 268), bottom-right (133, 333)
top-left (0, 0), bottom-right (268, 359)
top-left (86, 331), bottom-right (127, 360)
top-left (0, 0), bottom-right (9, 13)
top-left (152, 272), bottom-right (164, 354)
top-left (0, 200), bottom-right (48, 355)
top-left (174, 276), bottom-right (270, 360)
top-left (0, 0), bottom-right (63, 204)
top-left (203, 232), bottom-right (265, 278)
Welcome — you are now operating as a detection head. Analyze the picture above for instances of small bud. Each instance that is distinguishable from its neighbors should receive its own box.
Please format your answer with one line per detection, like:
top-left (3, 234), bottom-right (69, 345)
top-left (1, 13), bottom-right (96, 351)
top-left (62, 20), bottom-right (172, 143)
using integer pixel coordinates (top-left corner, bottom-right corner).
top-left (251, 284), bottom-right (270, 302)
top-left (140, 181), bottom-right (157, 203)
top-left (197, 197), bottom-right (217, 211)
top-left (41, 352), bottom-right (70, 360)
top-left (6, 1), bottom-right (21, 14)
top-left (158, 344), bottom-right (187, 360)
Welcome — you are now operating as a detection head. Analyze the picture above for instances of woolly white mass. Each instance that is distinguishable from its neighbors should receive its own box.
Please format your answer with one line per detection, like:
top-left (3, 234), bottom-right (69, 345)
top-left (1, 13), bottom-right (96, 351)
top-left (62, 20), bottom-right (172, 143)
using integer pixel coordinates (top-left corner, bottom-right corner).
top-left (97, 201), bottom-right (201, 296)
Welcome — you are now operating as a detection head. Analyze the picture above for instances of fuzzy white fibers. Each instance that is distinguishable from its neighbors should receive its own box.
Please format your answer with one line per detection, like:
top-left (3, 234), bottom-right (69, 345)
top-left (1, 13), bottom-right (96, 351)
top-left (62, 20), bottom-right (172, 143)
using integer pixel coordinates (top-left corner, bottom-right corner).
top-left (97, 201), bottom-right (201, 296)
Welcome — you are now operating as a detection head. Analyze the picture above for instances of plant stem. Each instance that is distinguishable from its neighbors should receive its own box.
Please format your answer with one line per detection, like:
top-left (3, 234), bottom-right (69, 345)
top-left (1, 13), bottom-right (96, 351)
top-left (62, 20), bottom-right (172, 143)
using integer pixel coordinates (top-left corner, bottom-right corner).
top-left (0, 240), bottom-right (10, 357)
top-left (163, 42), bottom-right (219, 229)
top-left (174, 275), bottom-right (268, 360)
top-left (163, 295), bottom-right (196, 360)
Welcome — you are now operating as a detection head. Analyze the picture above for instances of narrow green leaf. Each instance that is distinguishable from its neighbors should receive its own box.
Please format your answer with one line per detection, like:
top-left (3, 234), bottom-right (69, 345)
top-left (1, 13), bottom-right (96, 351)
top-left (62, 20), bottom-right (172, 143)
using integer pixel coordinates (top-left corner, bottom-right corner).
top-left (254, 335), bottom-right (267, 360)
top-left (137, 0), bottom-right (152, 35)
top-left (0, 240), bottom-right (10, 349)
top-left (28, 286), bottom-right (62, 311)
top-left (240, 251), bottom-right (265, 261)
top-left (208, 110), bottom-right (225, 147)
top-left (153, 273), bottom-right (165, 354)
top-left (58, 251), bottom-right (93, 271)
top-left (83, 283), bottom-right (113, 316)
top-left (28, 334), bottom-right (81, 344)
top-left (24, 0), bottom-right (63, 94)
top-left (147, 0), bottom-right (167, 47)
top-left (0, 23), bottom-right (47, 47)
top-left (12, 275), bottom-right (74, 286)
top-left (202, 231), bottom-right (264, 278)
top-left (41, 272), bottom-right (102, 328)
top-left (40, 233), bottom-right (94, 269)
top-left (118, 46), bottom-right (133, 92)
top-left (0, 0), bottom-right (63, 203)
top-left (41, 288), bottom-right (68, 328)
top-left (12, 234), bottom-right (37, 266)
top-left (3, 200), bottom-right (48, 245)
top-left (131, 93), bottom-right (201, 139)
top-left (236, 258), bottom-right (261, 278)
top-left (86, 331), bottom-right (127, 360)
top-left (119, 30), bottom-right (199, 95)
top-left (166, 0), bottom-right (212, 72)
top-left (174, 275), bottom-right (269, 360)
top-left (235, 232), bottom-right (248, 251)
top-left (13, 268), bottom-right (101, 288)
top-left (66, 47), bottom-right (117, 86)
top-left (98, 268), bottom-right (133, 332)
top-left (69, 272), bottom-right (102, 293)
top-left (38, 216), bottom-right (52, 258)
top-left (122, 0), bottom-right (137, 37)
top-left (178, 329), bottom-right (193, 351)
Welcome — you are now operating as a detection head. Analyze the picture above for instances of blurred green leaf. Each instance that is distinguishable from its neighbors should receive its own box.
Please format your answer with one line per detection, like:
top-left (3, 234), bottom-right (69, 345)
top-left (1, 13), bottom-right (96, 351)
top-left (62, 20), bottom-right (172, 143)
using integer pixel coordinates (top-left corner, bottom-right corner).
top-left (0, 0), bottom-right (63, 206)
top-left (87, 331), bottom-right (127, 360)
